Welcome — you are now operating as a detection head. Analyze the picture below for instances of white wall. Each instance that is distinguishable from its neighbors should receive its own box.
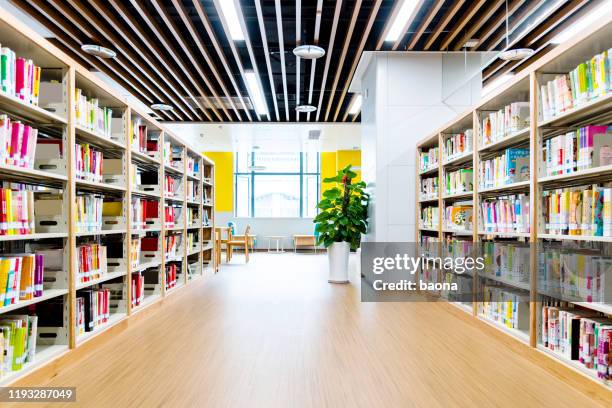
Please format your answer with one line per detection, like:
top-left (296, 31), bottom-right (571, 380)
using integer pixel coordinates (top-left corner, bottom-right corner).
top-left (359, 52), bottom-right (482, 242)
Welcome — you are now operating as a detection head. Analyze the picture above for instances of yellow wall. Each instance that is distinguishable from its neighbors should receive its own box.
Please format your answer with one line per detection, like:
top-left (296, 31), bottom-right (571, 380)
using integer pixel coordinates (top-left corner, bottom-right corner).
top-left (203, 152), bottom-right (233, 212)
top-left (321, 150), bottom-right (362, 195)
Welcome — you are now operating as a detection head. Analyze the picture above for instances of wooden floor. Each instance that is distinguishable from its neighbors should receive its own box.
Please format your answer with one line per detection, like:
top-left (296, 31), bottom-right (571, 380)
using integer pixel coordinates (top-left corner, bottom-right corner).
top-left (12, 253), bottom-right (611, 407)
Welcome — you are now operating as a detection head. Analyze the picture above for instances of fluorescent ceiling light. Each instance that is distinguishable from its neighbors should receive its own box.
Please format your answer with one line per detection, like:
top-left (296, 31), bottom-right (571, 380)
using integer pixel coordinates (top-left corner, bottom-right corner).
top-left (348, 94), bottom-right (362, 115)
top-left (551, 0), bottom-right (612, 44)
top-left (385, 0), bottom-right (419, 42)
top-left (218, 0), bottom-right (245, 41)
top-left (481, 74), bottom-right (514, 96)
top-left (245, 72), bottom-right (268, 116)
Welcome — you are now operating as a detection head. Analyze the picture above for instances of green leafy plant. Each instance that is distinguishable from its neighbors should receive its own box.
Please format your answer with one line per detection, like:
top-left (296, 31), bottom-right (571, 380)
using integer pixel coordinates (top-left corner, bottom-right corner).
top-left (313, 165), bottom-right (369, 249)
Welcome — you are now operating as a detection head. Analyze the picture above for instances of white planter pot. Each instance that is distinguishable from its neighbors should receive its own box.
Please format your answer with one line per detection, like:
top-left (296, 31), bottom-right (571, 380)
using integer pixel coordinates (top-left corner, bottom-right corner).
top-left (328, 242), bottom-right (350, 283)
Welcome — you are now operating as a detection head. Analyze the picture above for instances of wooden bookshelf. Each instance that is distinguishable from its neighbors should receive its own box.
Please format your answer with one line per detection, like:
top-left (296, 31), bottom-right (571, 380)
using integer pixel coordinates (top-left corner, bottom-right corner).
top-left (0, 8), bottom-right (216, 386)
top-left (414, 15), bottom-right (612, 390)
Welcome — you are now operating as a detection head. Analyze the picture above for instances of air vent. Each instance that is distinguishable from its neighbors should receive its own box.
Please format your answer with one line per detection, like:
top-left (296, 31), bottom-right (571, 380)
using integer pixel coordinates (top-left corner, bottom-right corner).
top-left (186, 96), bottom-right (254, 110)
top-left (308, 130), bottom-right (321, 140)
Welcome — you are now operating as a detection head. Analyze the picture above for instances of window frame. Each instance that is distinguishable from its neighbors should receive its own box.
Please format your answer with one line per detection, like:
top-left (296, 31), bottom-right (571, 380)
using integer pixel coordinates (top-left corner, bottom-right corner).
top-left (234, 152), bottom-right (320, 218)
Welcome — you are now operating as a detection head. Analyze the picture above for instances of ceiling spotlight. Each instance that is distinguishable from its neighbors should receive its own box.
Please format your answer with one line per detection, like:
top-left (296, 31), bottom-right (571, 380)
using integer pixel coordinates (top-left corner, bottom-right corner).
top-left (293, 45), bottom-right (325, 59)
top-left (295, 104), bottom-right (317, 113)
top-left (150, 103), bottom-right (174, 111)
top-left (81, 44), bottom-right (116, 59)
top-left (463, 39), bottom-right (479, 48)
top-left (499, 48), bottom-right (535, 61)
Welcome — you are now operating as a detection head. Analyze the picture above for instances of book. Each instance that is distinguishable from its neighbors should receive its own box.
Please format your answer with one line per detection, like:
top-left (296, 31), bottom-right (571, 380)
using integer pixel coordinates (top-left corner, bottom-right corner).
top-left (75, 143), bottom-right (103, 182)
top-left (479, 148), bottom-right (529, 188)
top-left (76, 244), bottom-right (106, 284)
top-left (74, 88), bottom-right (113, 138)
top-left (420, 176), bottom-right (438, 200)
top-left (419, 147), bottom-right (439, 171)
top-left (0, 254), bottom-right (45, 305)
top-left (420, 206), bottom-right (439, 229)
top-left (480, 194), bottom-right (529, 234)
top-left (0, 115), bottom-right (39, 169)
top-left (0, 47), bottom-right (41, 106)
top-left (75, 194), bottom-right (103, 232)
top-left (0, 315), bottom-right (37, 375)
top-left (445, 204), bottom-right (473, 231)
top-left (443, 130), bottom-right (473, 161)
top-left (445, 169), bottom-right (473, 195)
top-left (77, 288), bottom-right (110, 333)
top-left (0, 186), bottom-right (35, 235)
top-left (165, 263), bottom-right (177, 289)
top-left (480, 102), bottom-right (530, 147)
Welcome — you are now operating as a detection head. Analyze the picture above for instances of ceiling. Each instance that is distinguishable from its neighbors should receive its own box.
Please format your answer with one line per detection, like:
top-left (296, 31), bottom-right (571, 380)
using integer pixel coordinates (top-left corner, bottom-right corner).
top-left (9, 0), bottom-right (599, 123)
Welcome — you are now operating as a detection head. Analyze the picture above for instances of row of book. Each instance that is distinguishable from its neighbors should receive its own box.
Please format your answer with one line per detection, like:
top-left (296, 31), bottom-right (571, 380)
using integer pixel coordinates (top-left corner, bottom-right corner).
top-left (0, 186), bottom-right (34, 235)
top-left (479, 148), bottom-right (529, 189)
top-left (544, 125), bottom-right (612, 176)
top-left (444, 204), bottom-right (473, 231)
top-left (539, 48), bottom-right (612, 121)
top-left (541, 305), bottom-right (611, 381)
top-left (443, 130), bottom-right (473, 161)
top-left (75, 143), bottom-right (103, 182)
top-left (164, 234), bottom-right (180, 259)
top-left (163, 141), bottom-right (183, 169)
top-left (75, 195), bottom-right (103, 232)
top-left (419, 147), bottom-right (438, 171)
top-left (0, 254), bottom-right (44, 306)
top-left (186, 207), bottom-right (199, 226)
top-left (164, 175), bottom-right (180, 197)
top-left (76, 244), bottom-right (106, 285)
top-left (76, 288), bottom-right (110, 335)
top-left (480, 194), bottom-right (530, 234)
top-left (0, 315), bottom-right (37, 377)
top-left (543, 185), bottom-right (612, 237)
top-left (164, 206), bottom-right (181, 228)
top-left (187, 231), bottom-right (199, 250)
top-left (186, 156), bottom-right (199, 177)
top-left (420, 176), bottom-right (438, 200)
top-left (445, 168), bottom-right (473, 195)
top-left (165, 264), bottom-right (178, 289)
top-left (1, 47), bottom-right (41, 106)
top-left (481, 102), bottom-right (530, 147)
top-left (131, 198), bottom-right (158, 230)
top-left (480, 285), bottom-right (529, 331)
top-left (186, 180), bottom-right (199, 201)
top-left (420, 206), bottom-right (439, 229)
top-left (131, 273), bottom-right (145, 307)
top-left (0, 115), bottom-right (38, 169)
top-left (74, 88), bottom-right (113, 139)
top-left (130, 119), bottom-right (159, 155)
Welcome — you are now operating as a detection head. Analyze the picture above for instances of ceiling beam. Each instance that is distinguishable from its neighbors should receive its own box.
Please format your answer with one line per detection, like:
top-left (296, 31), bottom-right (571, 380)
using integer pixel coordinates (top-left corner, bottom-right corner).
top-left (452, 0), bottom-right (504, 51)
top-left (391, 0), bottom-right (425, 51)
top-left (296, 0), bottom-right (301, 121)
top-left (485, 0), bottom-right (552, 51)
top-left (324, 0), bottom-right (361, 122)
top-left (407, 0), bottom-right (445, 50)
top-left (423, 0), bottom-right (465, 50)
top-left (315, 0), bottom-right (342, 122)
top-left (472, 0), bottom-right (527, 49)
top-left (307, 0), bottom-right (323, 122)
top-left (439, 0), bottom-right (487, 51)
top-left (375, 0), bottom-right (403, 49)
top-left (274, 0), bottom-right (290, 121)
top-left (335, 0), bottom-right (382, 121)
top-left (106, 0), bottom-right (216, 122)
top-left (254, 0), bottom-right (280, 121)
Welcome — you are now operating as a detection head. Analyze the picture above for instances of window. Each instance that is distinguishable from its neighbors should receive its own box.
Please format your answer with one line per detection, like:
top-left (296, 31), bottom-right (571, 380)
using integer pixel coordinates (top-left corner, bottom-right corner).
top-left (234, 152), bottom-right (320, 217)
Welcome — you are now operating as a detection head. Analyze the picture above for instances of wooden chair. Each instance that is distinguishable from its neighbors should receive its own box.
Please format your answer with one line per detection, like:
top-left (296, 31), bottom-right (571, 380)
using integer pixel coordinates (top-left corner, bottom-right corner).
top-left (227, 225), bottom-right (252, 263)
top-left (293, 235), bottom-right (317, 252)
top-left (214, 228), bottom-right (222, 272)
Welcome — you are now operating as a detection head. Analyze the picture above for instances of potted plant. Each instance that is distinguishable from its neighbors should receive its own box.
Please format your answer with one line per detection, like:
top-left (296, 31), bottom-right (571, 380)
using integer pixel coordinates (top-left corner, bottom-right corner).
top-left (313, 165), bottom-right (369, 283)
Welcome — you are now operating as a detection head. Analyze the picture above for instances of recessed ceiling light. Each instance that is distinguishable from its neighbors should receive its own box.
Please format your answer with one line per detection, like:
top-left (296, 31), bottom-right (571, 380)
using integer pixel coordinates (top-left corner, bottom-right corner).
top-left (295, 104), bottom-right (317, 113)
top-left (499, 48), bottom-right (535, 61)
top-left (150, 103), bottom-right (174, 111)
top-left (348, 95), bottom-right (362, 115)
top-left (463, 39), bottom-right (479, 48)
top-left (244, 72), bottom-right (269, 116)
top-left (218, 0), bottom-right (245, 41)
top-left (293, 45), bottom-right (326, 59)
top-left (551, 1), bottom-right (612, 44)
top-left (81, 44), bottom-right (116, 59)
top-left (385, 0), bottom-right (420, 42)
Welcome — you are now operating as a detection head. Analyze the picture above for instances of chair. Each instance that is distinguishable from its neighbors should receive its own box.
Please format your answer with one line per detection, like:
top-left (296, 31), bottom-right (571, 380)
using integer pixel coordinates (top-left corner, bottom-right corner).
top-left (227, 225), bottom-right (252, 263)
top-left (293, 235), bottom-right (317, 252)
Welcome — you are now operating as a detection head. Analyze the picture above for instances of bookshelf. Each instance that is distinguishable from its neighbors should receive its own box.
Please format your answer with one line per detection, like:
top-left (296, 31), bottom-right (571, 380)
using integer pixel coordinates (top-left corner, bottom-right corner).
top-left (0, 8), bottom-right (215, 385)
top-left (415, 15), bottom-right (612, 389)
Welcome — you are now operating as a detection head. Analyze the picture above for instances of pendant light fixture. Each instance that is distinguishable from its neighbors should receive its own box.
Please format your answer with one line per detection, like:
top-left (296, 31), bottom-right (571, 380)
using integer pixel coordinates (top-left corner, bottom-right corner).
top-left (81, 44), bottom-right (116, 59)
top-left (292, 45), bottom-right (326, 60)
top-left (499, 0), bottom-right (534, 61)
top-left (295, 104), bottom-right (317, 113)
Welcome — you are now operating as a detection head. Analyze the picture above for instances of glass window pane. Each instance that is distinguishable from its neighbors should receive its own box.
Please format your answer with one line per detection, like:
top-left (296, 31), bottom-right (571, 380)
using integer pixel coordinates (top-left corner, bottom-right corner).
top-left (253, 175), bottom-right (300, 217)
top-left (235, 151), bottom-right (251, 173)
top-left (303, 151), bottom-right (318, 173)
top-left (303, 175), bottom-right (319, 218)
top-left (235, 175), bottom-right (251, 217)
top-left (253, 152), bottom-right (300, 173)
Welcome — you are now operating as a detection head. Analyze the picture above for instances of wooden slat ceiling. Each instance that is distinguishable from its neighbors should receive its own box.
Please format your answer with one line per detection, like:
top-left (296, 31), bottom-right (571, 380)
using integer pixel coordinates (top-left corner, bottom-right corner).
top-left (10, 0), bottom-right (597, 123)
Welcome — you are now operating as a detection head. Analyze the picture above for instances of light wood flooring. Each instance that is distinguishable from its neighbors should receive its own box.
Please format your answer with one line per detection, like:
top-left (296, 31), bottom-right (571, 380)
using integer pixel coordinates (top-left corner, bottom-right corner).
top-left (11, 253), bottom-right (612, 407)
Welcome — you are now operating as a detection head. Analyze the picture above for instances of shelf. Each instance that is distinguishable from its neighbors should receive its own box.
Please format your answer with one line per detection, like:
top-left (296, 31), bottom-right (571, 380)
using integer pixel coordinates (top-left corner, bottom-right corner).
top-left (165, 282), bottom-right (186, 295)
top-left (477, 315), bottom-right (530, 344)
top-left (131, 294), bottom-right (162, 315)
top-left (76, 312), bottom-right (127, 345)
top-left (202, 180), bottom-right (213, 187)
top-left (202, 244), bottom-right (214, 252)
top-left (132, 260), bottom-right (162, 272)
top-left (187, 247), bottom-right (201, 256)
top-left (0, 344), bottom-right (69, 386)
top-left (538, 233), bottom-right (612, 243)
top-left (187, 225), bottom-right (201, 230)
top-left (536, 345), bottom-right (612, 388)
top-left (419, 226), bottom-right (439, 232)
top-left (164, 164), bottom-right (184, 175)
top-left (202, 202), bottom-right (213, 207)
top-left (538, 92), bottom-right (612, 128)
top-left (131, 149), bottom-right (160, 165)
top-left (0, 288), bottom-right (68, 314)
top-left (131, 189), bottom-right (161, 199)
top-left (443, 191), bottom-right (473, 200)
top-left (480, 274), bottom-right (530, 292)
top-left (76, 270), bottom-right (127, 290)
top-left (186, 199), bottom-right (201, 205)
top-left (418, 196), bottom-right (439, 203)
top-left (164, 195), bottom-right (184, 203)
top-left (478, 231), bottom-right (530, 239)
top-left (0, 90), bottom-right (67, 125)
top-left (538, 164), bottom-right (612, 186)
top-left (186, 173), bottom-right (200, 181)
top-left (75, 229), bottom-right (127, 237)
top-left (0, 232), bottom-right (68, 242)
top-left (418, 165), bottom-right (439, 176)
top-left (75, 125), bottom-right (125, 150)
top-left (478, 180), bottom-right (530, 195)
top-left (442, 229), bottom-right (473, 236)
top-left (131, 227), bottom-right (162, 235)
top-left (478, 127), bottom-right (529, 153)
top-left (76, 179), bottom-right (126, 193)
top-left (0, 164), bottom-right (67, 186)
top-left (443, 152), bottom-right (473, 167)
top-left (165, 226), bottom-right (184, 232)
